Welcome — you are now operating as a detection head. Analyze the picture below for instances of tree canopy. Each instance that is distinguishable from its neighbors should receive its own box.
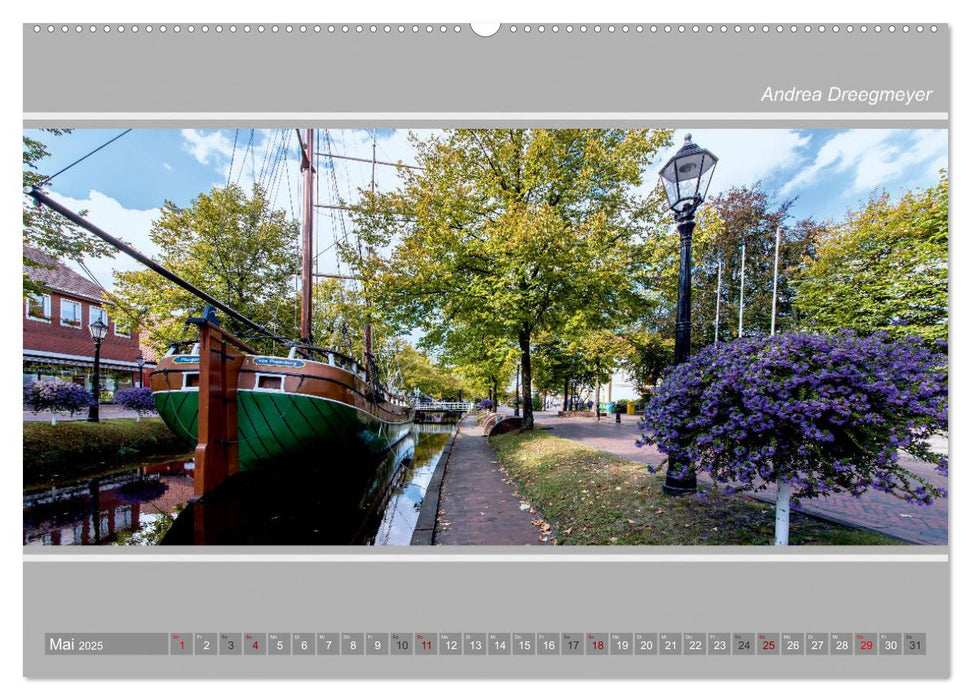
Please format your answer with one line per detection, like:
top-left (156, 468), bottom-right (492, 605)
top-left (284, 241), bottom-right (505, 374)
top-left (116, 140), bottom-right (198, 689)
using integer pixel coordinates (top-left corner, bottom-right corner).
top-left (114, 184), bottom-right (300, 355)
top-left (351, 128), bottom-right (672, 428)
top-left (23, 131), bottom-right (116, 296)
top-left (793, 172), bottom-right (948, 343)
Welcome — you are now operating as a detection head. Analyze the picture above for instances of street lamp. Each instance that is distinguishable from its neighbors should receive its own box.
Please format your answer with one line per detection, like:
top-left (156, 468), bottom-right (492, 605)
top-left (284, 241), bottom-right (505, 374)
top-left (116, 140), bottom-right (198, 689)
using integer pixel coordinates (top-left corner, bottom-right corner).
top-left (87, 318), bottom-right (109, 422)
top-left (658, 134), bottom-right (718, 495)
top-left (136, 352), bottom-right (146, 388)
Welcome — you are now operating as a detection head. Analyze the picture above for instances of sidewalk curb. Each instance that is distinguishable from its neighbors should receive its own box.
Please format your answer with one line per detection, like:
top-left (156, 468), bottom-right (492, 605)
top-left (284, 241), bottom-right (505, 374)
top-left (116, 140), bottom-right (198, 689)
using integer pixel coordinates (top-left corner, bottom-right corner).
top-left (410, 424), bottom-right (460, 546)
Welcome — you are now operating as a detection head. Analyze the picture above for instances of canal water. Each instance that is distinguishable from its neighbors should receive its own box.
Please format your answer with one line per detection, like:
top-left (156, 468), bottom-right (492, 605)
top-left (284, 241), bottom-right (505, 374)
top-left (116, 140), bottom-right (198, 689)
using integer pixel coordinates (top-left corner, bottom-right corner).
top-left (23, 424), bottom-right (453, 546)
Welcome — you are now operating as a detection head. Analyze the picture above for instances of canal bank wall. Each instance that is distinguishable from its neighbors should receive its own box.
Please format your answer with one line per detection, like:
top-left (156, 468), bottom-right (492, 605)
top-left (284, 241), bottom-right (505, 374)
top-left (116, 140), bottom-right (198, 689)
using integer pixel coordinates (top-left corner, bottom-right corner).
top-left (417, 415), bottom-right (551, 546)
top-left (410, 428), bottom-right (457, 545)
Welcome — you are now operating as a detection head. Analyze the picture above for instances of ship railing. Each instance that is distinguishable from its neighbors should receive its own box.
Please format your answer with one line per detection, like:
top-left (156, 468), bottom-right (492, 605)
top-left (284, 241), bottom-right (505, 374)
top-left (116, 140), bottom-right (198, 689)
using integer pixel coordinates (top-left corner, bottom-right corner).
top-left (287, 343), bottom-right (369, 382)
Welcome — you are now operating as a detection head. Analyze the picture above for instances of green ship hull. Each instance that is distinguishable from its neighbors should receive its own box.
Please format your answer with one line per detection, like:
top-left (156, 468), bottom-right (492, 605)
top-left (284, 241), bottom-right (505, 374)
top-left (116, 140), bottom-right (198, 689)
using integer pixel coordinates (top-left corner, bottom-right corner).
top-left (154, 389), bottom-right (413, 471)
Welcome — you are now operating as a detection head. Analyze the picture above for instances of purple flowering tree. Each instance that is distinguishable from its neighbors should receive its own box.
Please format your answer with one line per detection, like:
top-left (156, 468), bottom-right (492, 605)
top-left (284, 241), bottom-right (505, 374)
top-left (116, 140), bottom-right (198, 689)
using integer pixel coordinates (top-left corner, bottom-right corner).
top-left (114, 387), bottom-right (157, 421)
top-left (23, 380), bottom-right (95, 425)
top-left (638, 331), bottom-right (948, 545)
top-left (478, 399), bottom-right (494, 411)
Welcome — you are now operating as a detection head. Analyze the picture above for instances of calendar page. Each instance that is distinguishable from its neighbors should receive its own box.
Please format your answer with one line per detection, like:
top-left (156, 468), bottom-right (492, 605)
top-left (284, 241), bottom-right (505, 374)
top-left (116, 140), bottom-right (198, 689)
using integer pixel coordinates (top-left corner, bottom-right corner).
top-left (20, 18), bottom-right (950, 682)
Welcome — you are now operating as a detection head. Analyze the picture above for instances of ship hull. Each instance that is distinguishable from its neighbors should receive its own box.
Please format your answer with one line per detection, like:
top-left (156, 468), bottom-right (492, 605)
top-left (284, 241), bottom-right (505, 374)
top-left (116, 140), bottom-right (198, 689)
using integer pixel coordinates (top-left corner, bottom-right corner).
top-left (151, 354), bottom-right (414, 471)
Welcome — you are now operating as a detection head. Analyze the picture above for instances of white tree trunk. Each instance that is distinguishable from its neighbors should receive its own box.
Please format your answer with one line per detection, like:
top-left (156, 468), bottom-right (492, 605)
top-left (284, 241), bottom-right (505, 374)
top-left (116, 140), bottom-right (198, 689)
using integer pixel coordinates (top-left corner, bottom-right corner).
top-left (775, 481), bottom-right (791, 546)
top-left (50, 413), bottom-right (57, 426)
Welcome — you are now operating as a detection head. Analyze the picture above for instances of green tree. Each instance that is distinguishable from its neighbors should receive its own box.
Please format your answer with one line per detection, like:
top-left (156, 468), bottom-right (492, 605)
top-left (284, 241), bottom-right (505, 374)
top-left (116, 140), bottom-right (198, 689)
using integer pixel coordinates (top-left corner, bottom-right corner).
top-left (792, 173), bottom-right (948, 342)
top-left (114, 184), bottom-right (300, 355)
top-left (352, 128), bottom-right (672, 429)
top-left (23, 130), bottom-right (116, 296)
top-left (396, 344), bottom-right (469, 400)
top-left (620, 329), bottom-right (675, 394)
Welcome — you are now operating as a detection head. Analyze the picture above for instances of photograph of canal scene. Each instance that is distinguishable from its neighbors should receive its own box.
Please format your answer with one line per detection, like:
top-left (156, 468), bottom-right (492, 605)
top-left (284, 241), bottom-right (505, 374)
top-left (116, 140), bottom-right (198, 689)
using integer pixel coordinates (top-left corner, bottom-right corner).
top-left (23, 127), bottom-right (948, 546)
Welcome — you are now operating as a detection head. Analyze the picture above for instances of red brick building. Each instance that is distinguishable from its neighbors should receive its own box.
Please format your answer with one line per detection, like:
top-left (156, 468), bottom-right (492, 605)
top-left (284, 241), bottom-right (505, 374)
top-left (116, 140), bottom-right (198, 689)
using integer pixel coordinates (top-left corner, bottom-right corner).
top-left (23, 246), bottom-right (155, 395)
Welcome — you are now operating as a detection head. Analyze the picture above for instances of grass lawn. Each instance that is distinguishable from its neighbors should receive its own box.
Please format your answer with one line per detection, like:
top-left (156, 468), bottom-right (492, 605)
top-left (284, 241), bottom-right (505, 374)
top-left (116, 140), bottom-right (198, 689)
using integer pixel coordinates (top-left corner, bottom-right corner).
top-left (23, 418), bottom-right (191, 488)
top-left (489, 431), bottom-right (901, 546)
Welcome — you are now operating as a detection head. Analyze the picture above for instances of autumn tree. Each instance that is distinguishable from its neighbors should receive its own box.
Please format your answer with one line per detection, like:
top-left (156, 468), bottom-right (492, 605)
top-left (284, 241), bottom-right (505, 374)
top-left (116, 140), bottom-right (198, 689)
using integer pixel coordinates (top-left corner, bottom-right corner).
top-left (114, 184), bottom-right (300, 355)
top-left (352, 129), bottom-right (672, 429)
top-left (792, 173), bottom-right (948, 343)
top-left (639, 183), bottom-right (822, 346)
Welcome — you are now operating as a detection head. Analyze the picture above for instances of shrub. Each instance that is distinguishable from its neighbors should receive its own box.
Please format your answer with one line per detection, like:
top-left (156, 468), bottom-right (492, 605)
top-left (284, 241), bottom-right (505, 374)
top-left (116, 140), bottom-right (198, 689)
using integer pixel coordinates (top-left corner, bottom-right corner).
top-left (478, 399), bottom-right (494, 410)
top-left (23, 380), bottom-right (94, 424)
top-left (114, 387), bottom-right (157, 420)
top-left (638, 331), bottom-right (948, 544)
top-left (23, 418), bottom-right (190, 484)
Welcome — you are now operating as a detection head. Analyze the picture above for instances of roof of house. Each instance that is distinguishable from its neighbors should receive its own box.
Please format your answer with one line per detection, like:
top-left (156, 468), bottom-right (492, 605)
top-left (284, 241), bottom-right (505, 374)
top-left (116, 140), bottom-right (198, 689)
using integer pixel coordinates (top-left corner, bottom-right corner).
top-left (23, 246), bottom-right (105, 303)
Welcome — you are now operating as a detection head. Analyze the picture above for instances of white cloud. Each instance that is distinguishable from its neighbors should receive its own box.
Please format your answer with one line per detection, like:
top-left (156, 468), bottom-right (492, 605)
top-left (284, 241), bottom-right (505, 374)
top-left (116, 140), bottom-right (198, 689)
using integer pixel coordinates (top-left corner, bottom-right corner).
top-left (180, 128), bottom-right (235, 166)
top-left (162, 162), bottom-right (173, 171)
top-left (781, 129), bottom-right (947, 196)
top-left (48, 188), bottom-right (160, 292)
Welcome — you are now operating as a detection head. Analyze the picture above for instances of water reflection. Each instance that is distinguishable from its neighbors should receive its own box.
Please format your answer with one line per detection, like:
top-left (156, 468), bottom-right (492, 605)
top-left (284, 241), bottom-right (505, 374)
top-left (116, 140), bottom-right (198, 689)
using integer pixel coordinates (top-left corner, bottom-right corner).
top-left (23, 425), bottom-right (452, 546)
top-left (23, 461), bottom-right (194, 546)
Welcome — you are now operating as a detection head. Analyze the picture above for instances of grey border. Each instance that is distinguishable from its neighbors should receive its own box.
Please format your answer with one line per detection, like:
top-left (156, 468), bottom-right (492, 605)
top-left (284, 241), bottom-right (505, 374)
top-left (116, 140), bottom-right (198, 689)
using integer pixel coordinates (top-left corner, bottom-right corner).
top-left (23, 24), bottom-right (949, 115)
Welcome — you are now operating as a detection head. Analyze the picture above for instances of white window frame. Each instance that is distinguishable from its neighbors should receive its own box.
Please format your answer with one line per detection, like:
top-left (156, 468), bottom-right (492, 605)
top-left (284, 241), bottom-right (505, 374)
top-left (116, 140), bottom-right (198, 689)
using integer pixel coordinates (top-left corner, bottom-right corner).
top-left (89, 305), bottom-right (108, 327)
top-left (114, 320), bottom-right (131, 338)
top-left (59, 299), bottom-right (82, 329)
top-left (181, 372), bottom-right (200, 392)
top-left (253, 373), bottom-right (286, 392)
top-left (25, 293), bottom-right (51, 323)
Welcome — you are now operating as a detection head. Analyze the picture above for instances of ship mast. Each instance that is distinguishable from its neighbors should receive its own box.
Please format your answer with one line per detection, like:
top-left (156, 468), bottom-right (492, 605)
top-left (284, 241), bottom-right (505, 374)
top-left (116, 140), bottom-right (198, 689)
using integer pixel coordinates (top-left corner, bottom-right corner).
top-left (299, 128), bottom-right (315, 345)
top-left (363, 132), bottom-right (376, 382)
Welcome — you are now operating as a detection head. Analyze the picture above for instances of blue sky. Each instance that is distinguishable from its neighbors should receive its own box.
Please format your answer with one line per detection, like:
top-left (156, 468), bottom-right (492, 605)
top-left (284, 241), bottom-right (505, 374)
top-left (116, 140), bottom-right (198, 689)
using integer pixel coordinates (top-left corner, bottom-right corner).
top-left (24, 127), bottom-right (948, 291)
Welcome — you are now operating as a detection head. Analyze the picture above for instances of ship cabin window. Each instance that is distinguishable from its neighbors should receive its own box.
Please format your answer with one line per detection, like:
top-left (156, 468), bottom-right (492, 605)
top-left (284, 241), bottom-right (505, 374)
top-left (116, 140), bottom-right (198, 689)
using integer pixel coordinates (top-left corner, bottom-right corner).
top-left (183, 372), bottom-right (200, 390)
top-left (256, 374), bottom-right (284, 391)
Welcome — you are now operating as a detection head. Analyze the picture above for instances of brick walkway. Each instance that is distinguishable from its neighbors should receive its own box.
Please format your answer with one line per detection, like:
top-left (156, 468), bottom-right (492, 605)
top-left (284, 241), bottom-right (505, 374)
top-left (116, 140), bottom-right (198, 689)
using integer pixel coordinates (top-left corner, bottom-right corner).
top-left (532, 412), bottom-right (948, 545)
top-left (435, 416), bottom-right (551, 545)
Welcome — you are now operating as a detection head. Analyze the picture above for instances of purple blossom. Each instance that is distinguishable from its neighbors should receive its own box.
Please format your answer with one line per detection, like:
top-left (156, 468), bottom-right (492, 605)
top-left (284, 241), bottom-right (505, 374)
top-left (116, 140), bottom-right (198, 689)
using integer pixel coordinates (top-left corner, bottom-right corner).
top-left (637, 331), bottom-right (948, 506)
top-left (23, 380), bottom-right (94, 416)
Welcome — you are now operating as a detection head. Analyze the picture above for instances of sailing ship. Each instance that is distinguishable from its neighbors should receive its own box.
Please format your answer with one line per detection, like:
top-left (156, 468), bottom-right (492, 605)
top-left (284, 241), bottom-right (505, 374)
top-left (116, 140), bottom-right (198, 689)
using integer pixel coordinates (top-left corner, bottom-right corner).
top-left (147, 129), bottom-right (414, 470)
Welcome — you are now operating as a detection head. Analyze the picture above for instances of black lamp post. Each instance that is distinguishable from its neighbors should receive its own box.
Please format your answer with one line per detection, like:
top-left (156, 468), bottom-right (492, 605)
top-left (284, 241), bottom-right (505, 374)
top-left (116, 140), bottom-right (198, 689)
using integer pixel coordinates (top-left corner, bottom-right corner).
top-left (87, 318), bottom-right (109, 422)
top-left (136, 352), bottom-right (145, 388)
top-left (658, 134), bottom-right (718, 495)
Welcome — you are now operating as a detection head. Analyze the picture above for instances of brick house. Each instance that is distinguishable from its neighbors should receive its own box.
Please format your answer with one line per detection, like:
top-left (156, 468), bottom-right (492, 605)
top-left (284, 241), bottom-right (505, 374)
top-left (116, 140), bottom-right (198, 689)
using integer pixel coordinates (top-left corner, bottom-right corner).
top-left (23, 246), bottom-right (155, 395)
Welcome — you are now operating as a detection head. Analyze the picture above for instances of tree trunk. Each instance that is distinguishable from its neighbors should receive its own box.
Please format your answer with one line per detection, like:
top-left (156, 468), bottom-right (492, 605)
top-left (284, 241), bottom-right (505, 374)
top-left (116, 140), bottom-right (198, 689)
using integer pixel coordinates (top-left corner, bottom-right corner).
top-left (518, 329), bottom-right (534, 430)
top-left (562, 377), bottom-right (569, 412)
top-left (775, 481), bottom-right (791, 546)
top-left (595, 379), bottom-right (601, 420)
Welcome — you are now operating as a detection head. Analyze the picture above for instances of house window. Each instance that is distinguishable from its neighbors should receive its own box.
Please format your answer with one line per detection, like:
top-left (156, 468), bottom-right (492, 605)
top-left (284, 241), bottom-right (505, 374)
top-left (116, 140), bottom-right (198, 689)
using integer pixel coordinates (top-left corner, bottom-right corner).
top-left (60, 299), bottom-right (82, 328)
top-left (25, 293), bottom-right (51, 322)
top-left (114, 318), bottom-right (131, 338)
top-left (89, 305), bottom-right (108, 327)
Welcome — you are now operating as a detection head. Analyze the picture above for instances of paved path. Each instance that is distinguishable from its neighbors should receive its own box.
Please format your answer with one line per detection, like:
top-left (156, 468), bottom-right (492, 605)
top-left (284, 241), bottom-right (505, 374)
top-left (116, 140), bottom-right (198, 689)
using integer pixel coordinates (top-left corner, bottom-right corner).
top-left (531, 412), bottom-right (948, 545)
top-left (435, 416), bottom-right (551, 546)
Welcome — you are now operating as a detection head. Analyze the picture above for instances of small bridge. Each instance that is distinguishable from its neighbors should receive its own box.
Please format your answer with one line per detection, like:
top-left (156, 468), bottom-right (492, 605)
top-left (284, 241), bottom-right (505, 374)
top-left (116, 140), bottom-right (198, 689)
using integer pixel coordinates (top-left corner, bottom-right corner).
top-left (413, 400), bottom-right (476, 424)
top-left (414, 401), bottom-right (476, 412)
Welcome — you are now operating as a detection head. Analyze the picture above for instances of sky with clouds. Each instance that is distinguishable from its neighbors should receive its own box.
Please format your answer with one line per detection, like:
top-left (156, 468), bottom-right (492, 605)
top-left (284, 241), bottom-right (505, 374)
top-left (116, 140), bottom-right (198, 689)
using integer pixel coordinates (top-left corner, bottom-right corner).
top-left (24, 127), bottom-right (947, 293)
